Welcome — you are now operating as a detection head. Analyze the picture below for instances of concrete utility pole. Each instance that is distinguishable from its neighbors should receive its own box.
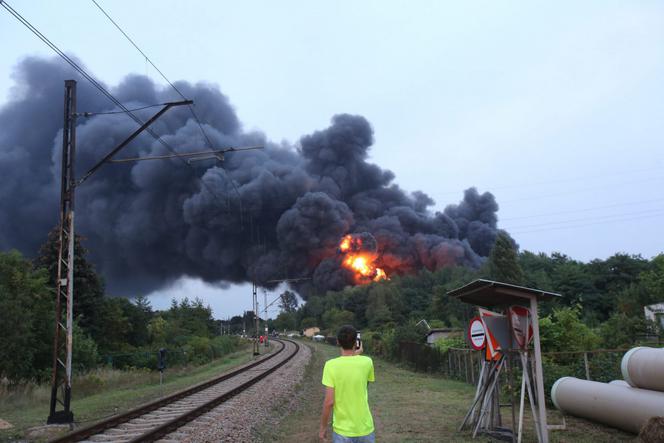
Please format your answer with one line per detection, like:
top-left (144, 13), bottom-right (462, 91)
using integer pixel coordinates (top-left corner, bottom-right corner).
top-left (48, 80), bottom-right (192, 424)
top-left (252, 282), bottom-right (260, 356)
top-left (263, 290), bottom-right (269, 347)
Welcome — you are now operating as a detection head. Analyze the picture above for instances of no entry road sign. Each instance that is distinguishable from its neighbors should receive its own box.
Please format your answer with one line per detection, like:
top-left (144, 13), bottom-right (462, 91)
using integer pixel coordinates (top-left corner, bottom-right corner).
top-left (468, 316), bottom-right (486, 350)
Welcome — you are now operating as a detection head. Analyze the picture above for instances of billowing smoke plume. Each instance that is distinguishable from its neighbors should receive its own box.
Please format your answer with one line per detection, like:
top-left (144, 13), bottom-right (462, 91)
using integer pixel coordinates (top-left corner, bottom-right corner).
top-left (0, 57), bottom-right (502, 297)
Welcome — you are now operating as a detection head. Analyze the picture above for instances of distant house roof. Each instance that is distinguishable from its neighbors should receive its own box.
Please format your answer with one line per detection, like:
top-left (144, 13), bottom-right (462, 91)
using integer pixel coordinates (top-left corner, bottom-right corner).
top-left (447, 279), bottom-right (561, 307)
top-left (426, 328), bottom-right (461, 336)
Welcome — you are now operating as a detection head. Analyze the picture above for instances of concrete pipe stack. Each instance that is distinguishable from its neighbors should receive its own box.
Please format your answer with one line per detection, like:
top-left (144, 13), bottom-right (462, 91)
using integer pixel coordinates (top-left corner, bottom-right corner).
top-left (551, 346), bottom-right (664, 434)
top-left (621, 346), bottom-right (664, 391)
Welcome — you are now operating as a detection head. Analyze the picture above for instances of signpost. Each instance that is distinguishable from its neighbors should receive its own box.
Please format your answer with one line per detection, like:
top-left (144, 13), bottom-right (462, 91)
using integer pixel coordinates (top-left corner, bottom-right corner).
top-left (449, 279), bottom-right (560, 443)
top-left (468, 317), bottom-right (486, 351)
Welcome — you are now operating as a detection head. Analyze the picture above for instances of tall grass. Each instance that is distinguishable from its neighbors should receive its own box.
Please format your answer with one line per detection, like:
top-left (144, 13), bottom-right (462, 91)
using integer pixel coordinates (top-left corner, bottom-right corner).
top-left (0, 336), bottom-right (243, 413)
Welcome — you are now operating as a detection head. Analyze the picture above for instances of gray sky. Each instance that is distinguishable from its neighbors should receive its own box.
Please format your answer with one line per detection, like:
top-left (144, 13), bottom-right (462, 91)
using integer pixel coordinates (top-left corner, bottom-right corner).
top-left (2, 1), bottom-right (663, 318)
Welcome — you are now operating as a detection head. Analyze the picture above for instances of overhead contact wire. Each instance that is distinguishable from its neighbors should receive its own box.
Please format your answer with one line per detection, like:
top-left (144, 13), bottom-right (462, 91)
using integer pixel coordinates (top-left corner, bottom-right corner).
top-left (1, 1), bottom-right (239, 219)
top-left (88, 0), bottom-right (244, 223)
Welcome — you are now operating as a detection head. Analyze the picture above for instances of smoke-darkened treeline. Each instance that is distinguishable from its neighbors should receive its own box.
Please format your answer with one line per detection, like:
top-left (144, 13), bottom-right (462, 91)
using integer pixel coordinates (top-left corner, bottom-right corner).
top-left (272, 238), bottom-right (664, 353)
top-left (0, 56), bottom-right (502, 298)
top-left (1, 231), bottom-right (662, 384)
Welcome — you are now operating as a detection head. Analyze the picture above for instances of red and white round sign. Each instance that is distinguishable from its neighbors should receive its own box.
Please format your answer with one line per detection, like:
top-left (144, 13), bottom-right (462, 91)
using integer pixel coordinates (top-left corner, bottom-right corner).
top-left (468, 317), bottom-right (486, 350)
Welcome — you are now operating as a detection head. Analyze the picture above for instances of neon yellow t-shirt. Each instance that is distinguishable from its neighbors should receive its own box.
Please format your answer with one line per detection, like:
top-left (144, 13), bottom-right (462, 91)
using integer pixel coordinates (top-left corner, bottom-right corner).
top-left (322, 355), bottom-right (375, 437)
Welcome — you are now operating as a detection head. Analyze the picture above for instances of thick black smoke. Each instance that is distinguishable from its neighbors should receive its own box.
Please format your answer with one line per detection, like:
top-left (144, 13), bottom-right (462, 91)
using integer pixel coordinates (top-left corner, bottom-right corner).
top-left (0, 57), bottom-right (502, 297)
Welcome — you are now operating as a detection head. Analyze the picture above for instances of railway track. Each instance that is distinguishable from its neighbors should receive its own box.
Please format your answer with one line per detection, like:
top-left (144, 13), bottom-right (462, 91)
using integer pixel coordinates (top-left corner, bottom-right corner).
top-left (51, 339), bottom-right (300, 443)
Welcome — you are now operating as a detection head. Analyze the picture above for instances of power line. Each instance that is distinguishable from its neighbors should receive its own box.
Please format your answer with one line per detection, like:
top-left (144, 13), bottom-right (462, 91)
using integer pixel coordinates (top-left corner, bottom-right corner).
top-left (500, 175), bottom-right (664, 205)
top-left (509, 211), bottom-right (664, 235)
top-left (89, 0), bottom-right (215, 149)
top-left (88, 0), bottom-right (248, 223)
top-left (77, 103), bottom-right (168, 117)
top-left (501, 197), bottom-right (664, 222)
top-left (437, 165), bottom-right (664, 197)
top-left (0, 1), bottom-right (178, 158)
top-left (1, 1), bottom-right (245, 218)
top-left (504, 207), bottom-right (664, 231)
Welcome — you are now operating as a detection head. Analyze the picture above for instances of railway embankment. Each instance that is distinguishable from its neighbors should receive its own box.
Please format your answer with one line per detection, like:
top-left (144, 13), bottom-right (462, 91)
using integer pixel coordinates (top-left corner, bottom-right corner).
top-left (0, 344), bottom-right (256, 441)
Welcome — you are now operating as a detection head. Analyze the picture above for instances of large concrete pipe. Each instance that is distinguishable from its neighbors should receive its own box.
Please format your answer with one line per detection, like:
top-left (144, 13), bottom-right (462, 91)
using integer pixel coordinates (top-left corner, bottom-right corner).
top-left (551, 377), bottom-right (664, 434)
top-left (621, 347), bottom-right (664, 391)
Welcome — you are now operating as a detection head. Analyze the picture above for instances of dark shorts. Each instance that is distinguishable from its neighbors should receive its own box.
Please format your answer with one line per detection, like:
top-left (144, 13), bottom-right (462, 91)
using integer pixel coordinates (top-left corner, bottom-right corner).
top-left (332, 431), bottom-right (376, 443)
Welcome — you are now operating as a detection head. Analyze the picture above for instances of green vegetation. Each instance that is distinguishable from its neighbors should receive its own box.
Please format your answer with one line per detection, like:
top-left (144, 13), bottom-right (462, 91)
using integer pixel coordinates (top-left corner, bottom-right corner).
top-left (487, 231), bottom-right (524, 285)
top-left (0, 232), bottom-right (242, 385)
top-left (0, 250), bottom-right (53, 382)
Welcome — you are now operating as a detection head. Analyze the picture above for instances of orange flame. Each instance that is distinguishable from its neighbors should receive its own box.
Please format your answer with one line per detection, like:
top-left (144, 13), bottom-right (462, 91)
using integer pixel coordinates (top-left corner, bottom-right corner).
top-left (339, 235), bottom-right (352, 252)
top-left (338, 235), bottom-right (388, 284)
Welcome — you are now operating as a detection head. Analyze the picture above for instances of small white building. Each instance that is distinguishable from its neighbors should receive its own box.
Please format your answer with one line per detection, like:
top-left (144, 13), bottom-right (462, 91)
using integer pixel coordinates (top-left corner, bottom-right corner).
top-left (644, 303), bottom-right (664, 329)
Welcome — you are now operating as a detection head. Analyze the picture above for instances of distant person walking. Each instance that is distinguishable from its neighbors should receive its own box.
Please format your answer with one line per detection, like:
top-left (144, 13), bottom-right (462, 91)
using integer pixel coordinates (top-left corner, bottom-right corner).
top-left (319, 325), bottom-right (375, 442)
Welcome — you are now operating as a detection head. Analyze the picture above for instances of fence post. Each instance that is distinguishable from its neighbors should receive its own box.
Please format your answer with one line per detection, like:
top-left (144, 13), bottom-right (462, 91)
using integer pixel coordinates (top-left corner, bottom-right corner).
top-left (448, 351), bottom-right (452, 376)
top-left (470, 351), bottom-right (475, 384)
top-left (463, 351), bottom-right (473, 383)
top-left (583, 352), bottom-right (590, 380)
top-left (456, 351), bottom-right (461, 380)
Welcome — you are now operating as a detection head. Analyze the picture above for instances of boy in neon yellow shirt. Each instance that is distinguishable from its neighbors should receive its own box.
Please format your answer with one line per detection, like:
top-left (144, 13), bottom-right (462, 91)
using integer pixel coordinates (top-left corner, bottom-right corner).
top-left (319, 325), bottom-right (375, 442)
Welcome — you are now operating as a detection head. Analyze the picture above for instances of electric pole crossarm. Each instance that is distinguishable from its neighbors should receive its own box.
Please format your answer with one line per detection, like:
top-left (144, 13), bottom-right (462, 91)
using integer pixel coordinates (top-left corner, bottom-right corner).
top-left (77, 99), bottom-right (192, 186)
top-left (106, 145), bottom-right (263, 163)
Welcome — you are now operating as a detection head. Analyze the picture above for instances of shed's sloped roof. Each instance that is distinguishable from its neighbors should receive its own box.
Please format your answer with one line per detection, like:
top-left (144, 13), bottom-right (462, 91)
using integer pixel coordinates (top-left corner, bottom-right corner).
top-left (447, 279), bottom-right (560, 307)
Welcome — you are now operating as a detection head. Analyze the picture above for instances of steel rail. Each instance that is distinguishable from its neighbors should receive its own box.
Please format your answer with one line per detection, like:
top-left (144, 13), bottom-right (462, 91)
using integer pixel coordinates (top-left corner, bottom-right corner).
top-left (130, 339), bottom-right (300, 442)
top-left (50, 339), bottom-right (297, 443)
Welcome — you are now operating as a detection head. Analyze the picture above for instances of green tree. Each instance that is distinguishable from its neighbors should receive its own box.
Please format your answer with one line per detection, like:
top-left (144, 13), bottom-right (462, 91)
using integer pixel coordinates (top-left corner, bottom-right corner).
top-left (0, 250), bottom-right (53, 382)
top-left (72, 323), bottom-right (100, 371)
top-left (147, 315), bottom-right (168, 344)
top-left (518, 251), bottom-right (554, 291)
top-left (322, 308), bottom-right (355, 333)
top-left (95, 297), bottom-right (132, 352)
top-left (365, 287), bottom-right (393, 328)
top-left (34, 227), bottom-right (105, 338)
top-left (640, 254), bottom-right (664, 300)
top-left (588, 253), bottom-right (650, 294)
top-left (599, 313), bottom-right (650, 348)
top-left (273, 311), bottom-right (297, 332)
top-left (279, 290), bottom-right (299, 313)
top-left (161, 297), bottom-right (216, 343)
top-left (300, 316), bottom-right (318, 329)
top-left (127, 295), bottom-right (153, 347)
top-left (539, 306), bottom-right (600, 352)
top-left (487, 232), bottom-right (524, 285)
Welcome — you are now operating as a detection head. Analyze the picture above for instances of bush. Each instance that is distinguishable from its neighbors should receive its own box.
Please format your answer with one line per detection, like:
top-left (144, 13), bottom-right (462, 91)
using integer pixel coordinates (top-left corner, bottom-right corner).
top-left (598, 313), bottom-right (650, 348)
top-left (73, 323), bottom-right (100, 372)
top-left (539, 305), bottom-right (600, 352)
top-left (432, 335), bottom-right (466, 352)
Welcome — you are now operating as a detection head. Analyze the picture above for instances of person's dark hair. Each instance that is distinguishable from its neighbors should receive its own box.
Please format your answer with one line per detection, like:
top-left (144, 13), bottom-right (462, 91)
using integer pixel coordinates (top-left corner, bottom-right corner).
top-left (337, 325), bottom-right (357, 350)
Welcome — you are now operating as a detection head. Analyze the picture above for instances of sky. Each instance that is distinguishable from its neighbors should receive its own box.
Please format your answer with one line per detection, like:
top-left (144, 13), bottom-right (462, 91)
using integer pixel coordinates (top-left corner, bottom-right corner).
top-left (1, 1), bottom-right (663, 318)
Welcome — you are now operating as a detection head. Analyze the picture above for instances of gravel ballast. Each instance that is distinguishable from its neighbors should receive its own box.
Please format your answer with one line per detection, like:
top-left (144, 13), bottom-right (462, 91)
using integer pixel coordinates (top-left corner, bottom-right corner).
top-left (167, 340), bottom-right (312, 443)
